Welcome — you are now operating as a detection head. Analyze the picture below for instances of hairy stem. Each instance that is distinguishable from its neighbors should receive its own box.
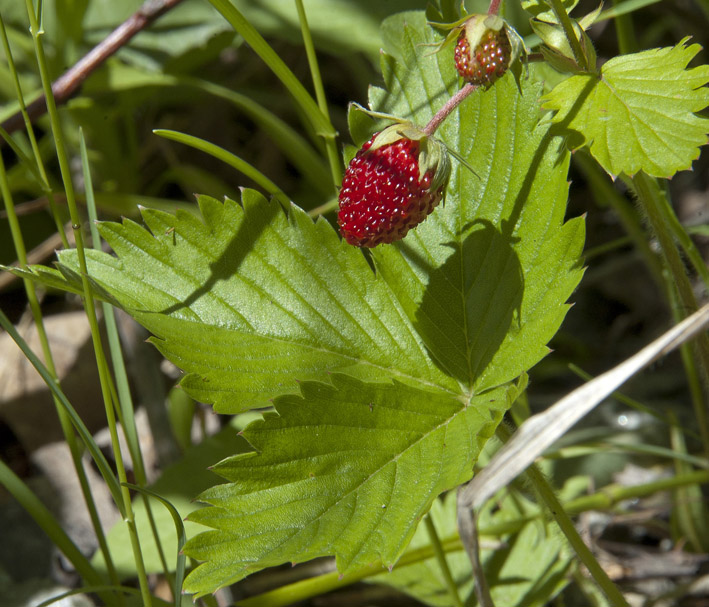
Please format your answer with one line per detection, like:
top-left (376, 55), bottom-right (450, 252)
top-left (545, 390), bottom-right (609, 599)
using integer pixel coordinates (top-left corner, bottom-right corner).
top-left (488, 0), bottom-right (503, 16)
top-left (423, 83), bottom-right (478, 136)
top-left (549, 0), bottom-right (590, 71)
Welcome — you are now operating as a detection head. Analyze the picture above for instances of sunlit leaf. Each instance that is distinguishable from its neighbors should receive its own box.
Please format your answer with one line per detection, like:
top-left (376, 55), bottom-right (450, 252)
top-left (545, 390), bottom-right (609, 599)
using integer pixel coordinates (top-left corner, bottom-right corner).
top-left (542, 39), bottom-right (709, 178)
top-left (183, 375), bottom-right (510, 593)
top-left (8, 10), bottom-right (584, 595)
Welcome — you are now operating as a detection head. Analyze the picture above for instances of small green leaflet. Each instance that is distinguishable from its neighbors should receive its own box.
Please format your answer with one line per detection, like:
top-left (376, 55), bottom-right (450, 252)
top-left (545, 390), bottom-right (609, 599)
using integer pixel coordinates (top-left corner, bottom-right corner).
top-left (184, 375), bottom-right (509, 593)
top-left (542, 39), bottom-right (709, 178)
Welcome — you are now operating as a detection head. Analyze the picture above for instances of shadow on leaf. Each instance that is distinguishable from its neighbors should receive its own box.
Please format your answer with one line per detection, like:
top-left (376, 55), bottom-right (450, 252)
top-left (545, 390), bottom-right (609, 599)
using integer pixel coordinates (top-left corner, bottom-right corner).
top-left (414, 220), bottom-right (523, 388)
top-left (157, 196), bottom-right (280, 316)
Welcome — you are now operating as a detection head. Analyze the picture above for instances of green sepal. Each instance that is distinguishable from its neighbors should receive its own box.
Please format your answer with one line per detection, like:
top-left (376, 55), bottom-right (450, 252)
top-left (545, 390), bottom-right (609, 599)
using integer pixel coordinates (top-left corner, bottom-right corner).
top-left (530, 19), bottom-right (578, 65)
top-left (540, 44), bottom-right (583, 74)
top-left (463, 15), bottom-right (527, 88)
top-left (347, 101), bottom-right (406, 127)
top-left (346, 102), bottom-right (400, 148)
top-left (427, 0), bottom-right (467, 25)
top-left (364, 123), bottom-right (451, 194)
top-left (461, 14), bottom-right (505, 55)
top-left (419, 136), bottom-right (451, 193)
top-left (580, 27), bottom-right (597, 73)
top-left (578, 3), bottom-right (604, 31)
top-left (344, 107), bottom-right (452, 195)
top-left (364, 121), bottom-right (422, 151)
top-left (503, 19), bottom-right (528, 88)
top-left (342, 143), bottom-right (358, 167)
top-left (530, 4), bottom-right (601, 74)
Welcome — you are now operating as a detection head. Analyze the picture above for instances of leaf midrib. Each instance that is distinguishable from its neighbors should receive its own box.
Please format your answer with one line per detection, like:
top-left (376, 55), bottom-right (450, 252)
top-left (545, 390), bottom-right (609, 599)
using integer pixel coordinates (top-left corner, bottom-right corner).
top-left (210, 389), bottom-right (481, 571)
top-left (148, 312), bottom-right (460, 397)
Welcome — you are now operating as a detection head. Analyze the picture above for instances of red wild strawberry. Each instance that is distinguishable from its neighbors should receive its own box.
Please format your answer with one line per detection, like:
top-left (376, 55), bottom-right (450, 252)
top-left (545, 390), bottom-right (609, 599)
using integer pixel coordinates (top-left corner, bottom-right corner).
top-left (454, 14), bottom-right (513, 88)
top-left (337, 124), bottom-right (450, 248)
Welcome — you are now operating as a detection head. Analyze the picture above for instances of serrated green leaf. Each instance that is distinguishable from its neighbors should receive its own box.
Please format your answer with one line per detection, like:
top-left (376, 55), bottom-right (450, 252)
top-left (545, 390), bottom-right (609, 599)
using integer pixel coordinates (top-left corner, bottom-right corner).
top-left (2, 264), bottom-right (85, 296)
top-left (367, 12), bottom-right (583, 392)
top-left (542, 39), bottom-right (709, 178)
top-left (20, 11), bottom-right (582, 410)
top-left (50, 191), bottom-right (458, 412)
top-left (182, 375), bottom-right (509, 594)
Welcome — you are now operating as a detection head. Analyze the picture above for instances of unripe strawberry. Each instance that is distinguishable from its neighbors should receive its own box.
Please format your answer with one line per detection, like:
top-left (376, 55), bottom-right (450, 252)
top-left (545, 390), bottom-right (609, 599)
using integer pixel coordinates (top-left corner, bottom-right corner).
top-left (338, 124), bottom-right (450, 248)
top-left (453, 14), bottom-right (514, 88)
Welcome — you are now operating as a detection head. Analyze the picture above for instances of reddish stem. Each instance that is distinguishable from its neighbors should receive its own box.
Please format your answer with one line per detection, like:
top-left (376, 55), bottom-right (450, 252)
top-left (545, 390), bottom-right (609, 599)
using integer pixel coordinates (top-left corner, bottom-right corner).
top-left (422, 83), bottom-right (478, 137)
top-left (488, 0), bottom-right (502, 15)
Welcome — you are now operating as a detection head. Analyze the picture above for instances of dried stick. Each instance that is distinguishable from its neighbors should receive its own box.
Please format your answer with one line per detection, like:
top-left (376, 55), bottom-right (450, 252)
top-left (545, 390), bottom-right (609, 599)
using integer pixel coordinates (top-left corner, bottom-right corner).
top-left (1, 0), bottom-right (185, 137)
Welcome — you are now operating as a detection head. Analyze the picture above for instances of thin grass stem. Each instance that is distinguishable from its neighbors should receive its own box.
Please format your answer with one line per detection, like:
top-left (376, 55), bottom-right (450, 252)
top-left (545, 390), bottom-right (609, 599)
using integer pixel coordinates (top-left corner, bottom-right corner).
top-left (80, 130), bottom-right (175, 595)
top-left (154, 129), bottom-right (291, 207)
top-left (0, 13), bottom-right (69, 248)
top-left (424, 513), bottom-right (464, 607)
top-left (206, 0), bottom-right (335, 140)
top-left (611, 0), bottom-right (638, 54)
top-left (0, 131), bottom-right (122, 602)
top-left (295, 0), bottom-right (341, 190)
top-left (668, 413), bottom-right (709, 552)
top-left (24, 1), bottom-right (153, 604)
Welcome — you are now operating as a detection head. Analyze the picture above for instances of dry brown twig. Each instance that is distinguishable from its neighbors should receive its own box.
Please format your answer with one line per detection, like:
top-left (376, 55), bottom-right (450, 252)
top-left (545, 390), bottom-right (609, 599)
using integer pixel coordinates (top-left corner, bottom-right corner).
top-left (1, 0), bottom-right (185, 137)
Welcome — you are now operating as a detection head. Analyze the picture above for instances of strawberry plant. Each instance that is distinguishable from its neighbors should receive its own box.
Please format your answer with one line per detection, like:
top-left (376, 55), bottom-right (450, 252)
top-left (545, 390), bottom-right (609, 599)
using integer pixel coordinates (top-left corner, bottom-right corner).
top-left (2, 0), bottom-right (709, 606)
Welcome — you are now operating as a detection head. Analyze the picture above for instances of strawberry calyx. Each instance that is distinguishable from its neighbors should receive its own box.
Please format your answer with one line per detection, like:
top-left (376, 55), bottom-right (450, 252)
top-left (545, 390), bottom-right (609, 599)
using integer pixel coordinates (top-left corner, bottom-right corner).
top-left (364, 122), bottom-right (451, 195)
top-left (432, 13), bottom-right (526, 89)
top-left (459, 14), bottom-right (507, 62)
top-left (337, 124), bottom-right (451, 248)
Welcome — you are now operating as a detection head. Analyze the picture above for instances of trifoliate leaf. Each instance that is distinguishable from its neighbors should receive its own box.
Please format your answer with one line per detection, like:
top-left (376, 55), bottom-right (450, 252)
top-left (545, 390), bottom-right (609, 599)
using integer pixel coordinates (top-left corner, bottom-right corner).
top-left (181, 12), bottom-right (583, 594)
top-left (542, 39), bottom-right (709, 178)
top-left (11, 11), bottom-right (583, 409)
top-left (182, 374), bottom-right (510, 594)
